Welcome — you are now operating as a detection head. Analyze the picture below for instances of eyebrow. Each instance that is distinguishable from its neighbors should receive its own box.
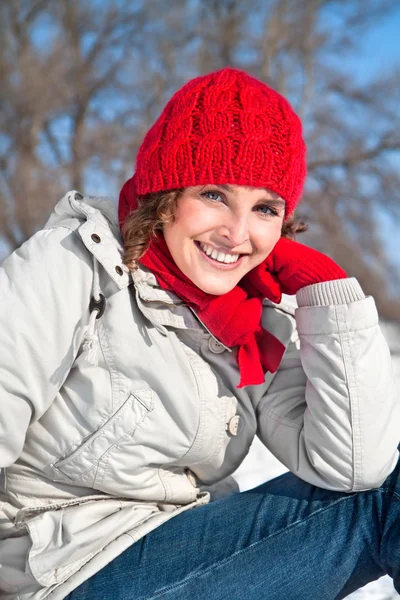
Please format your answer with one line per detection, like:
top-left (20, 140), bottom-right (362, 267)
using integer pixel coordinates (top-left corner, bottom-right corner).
top-left (216, 184), bottom-right (286, 207)
top-left (263, 198), bottom-right (286, 208)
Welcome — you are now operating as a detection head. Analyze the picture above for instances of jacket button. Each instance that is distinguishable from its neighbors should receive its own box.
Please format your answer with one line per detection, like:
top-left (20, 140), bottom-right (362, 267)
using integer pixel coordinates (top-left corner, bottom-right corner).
top-left (115, 265), bottom-right (123, 276)
top-left (227, 415), bottom-right (241, 436)
top-left (91, 233), bottom-right (101, 243)
top-left (208, 337), bottom-right (225, 354)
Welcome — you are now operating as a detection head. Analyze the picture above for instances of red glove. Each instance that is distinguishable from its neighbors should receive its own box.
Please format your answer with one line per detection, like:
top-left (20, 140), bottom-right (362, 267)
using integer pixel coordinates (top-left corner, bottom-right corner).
top-left (246, 238), bottom-right (347, 303)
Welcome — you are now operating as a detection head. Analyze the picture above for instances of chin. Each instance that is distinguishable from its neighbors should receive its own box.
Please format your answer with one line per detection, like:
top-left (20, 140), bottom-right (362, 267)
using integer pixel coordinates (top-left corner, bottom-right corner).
top-left (202, 288), bottom-right (231, 296)
top-left (194, 279), bottom-right (237, 296)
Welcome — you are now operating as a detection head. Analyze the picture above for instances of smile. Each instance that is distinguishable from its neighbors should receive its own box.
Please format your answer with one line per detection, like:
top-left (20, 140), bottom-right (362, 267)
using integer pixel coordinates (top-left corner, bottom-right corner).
top-left (199, 242), bottom-right (240, 263)
top-left (195, 241), bottom-right (244, 268)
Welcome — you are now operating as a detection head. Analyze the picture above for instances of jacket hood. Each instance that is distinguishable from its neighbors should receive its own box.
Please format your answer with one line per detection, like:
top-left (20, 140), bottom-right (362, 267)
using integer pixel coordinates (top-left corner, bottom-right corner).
top-left (45, 191), bottom-right (121, 241)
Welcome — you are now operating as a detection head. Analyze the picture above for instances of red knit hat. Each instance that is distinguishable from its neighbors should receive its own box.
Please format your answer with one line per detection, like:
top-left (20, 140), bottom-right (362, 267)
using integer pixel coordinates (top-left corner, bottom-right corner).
top-left (119, 68), bottom-right (306, 224)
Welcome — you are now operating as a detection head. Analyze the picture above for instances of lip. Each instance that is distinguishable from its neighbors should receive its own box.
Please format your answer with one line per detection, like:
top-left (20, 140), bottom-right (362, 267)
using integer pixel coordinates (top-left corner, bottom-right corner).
top-left (195, 241), bottom-right (245, 270)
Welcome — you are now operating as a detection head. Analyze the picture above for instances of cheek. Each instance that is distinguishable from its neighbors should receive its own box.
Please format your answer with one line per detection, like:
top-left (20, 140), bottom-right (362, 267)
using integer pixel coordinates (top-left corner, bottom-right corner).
top-left (163, 218), bottom-right (196, 268)
top-left (164, 204), bottom-right (214, 250)
top-left (256, 222), bottom-right (283, 257)
top-left (163, 223), bottom-right (180, 259)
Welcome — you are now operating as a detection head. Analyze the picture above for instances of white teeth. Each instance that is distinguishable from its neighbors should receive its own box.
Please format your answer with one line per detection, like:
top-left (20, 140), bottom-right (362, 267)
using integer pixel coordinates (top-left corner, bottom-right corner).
top-left (199, 243), bottom-right (240, 264)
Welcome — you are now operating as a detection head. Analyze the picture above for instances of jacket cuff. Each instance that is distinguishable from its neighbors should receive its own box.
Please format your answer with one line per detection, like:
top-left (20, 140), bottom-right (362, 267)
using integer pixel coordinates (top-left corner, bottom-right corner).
top-left (296, 277), bottom-right (365, 307)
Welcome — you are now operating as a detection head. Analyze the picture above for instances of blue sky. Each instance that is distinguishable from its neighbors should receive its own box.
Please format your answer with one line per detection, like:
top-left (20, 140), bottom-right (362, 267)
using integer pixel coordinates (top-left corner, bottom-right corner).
top-left (357, 7), bottom-right (400, 264)
top-left (358, 7), bottom-right (400, 74)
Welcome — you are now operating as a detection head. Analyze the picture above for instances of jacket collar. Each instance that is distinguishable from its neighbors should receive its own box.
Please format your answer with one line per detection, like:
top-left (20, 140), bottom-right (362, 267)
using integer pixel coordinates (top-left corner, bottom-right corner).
top-left (46, 191), bottom-right (132, 290)
top-left (132, 265), bottom-right (183, 305)
top-left (132, 264), bottom-right (226, 341)
top-left (78, 217), bottom-right (131, 290)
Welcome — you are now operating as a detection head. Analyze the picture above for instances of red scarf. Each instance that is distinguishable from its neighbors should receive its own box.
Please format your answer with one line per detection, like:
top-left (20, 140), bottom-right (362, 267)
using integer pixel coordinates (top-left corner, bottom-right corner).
top-left (140, 236), bottom-right (286, 388)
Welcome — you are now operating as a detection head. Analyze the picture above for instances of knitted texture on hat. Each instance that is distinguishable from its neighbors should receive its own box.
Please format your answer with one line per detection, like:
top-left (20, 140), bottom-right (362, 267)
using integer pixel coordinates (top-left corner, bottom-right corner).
top-left (121, 67), bottom-right (306, 221)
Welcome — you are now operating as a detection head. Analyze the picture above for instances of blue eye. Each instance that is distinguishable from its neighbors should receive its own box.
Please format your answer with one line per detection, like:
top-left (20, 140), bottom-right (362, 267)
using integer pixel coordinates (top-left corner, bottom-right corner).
top-left (201, 190), bottom-right (224, 202)
top-left (256, 205), bottom-right (278, 217)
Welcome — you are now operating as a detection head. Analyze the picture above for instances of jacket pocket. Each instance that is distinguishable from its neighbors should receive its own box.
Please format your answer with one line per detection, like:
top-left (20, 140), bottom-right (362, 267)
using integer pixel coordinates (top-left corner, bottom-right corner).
top-left (23, 496), bottom-right (159, 587)
top-left (52, 390), bottom-right (153, 484)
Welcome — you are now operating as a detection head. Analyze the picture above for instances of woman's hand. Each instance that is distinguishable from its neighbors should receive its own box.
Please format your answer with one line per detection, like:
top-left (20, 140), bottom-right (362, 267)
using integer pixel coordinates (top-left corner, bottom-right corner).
top-left (265, 237), bottom-right (347, 298)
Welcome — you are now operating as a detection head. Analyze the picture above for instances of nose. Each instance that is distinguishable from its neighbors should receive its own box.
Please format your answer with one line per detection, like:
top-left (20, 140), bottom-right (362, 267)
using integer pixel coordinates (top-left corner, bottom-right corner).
top-left (216, 211), bottom-right (250, 248)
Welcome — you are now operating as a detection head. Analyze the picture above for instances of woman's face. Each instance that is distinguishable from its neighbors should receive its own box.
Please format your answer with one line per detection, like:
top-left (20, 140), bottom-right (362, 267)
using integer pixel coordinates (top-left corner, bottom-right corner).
top-left (163, 184), bottom-right (285, 295)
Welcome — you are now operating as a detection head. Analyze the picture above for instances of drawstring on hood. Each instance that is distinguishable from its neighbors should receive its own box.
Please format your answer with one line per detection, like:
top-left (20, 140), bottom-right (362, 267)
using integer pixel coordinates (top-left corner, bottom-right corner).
top-left (82, 258), bottom-right (105, 366)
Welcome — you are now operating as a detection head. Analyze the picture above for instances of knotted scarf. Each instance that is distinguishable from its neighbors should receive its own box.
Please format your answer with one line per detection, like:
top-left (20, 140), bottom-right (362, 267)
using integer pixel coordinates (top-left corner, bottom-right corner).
top-left (140, 236), bottom-right (286, 388)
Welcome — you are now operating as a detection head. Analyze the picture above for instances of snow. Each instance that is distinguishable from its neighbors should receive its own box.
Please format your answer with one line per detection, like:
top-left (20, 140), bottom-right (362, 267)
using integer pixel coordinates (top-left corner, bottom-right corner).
top-left (233, 319), bottom-right (400, 599)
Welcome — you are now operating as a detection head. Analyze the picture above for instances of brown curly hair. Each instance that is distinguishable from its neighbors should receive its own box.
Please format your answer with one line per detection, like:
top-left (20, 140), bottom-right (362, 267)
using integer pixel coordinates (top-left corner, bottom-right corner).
top-left (122, 189), bottom-right (307, 271)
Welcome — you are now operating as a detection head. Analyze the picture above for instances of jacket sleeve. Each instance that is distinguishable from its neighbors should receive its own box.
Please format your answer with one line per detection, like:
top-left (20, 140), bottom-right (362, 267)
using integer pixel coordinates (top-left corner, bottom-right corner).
top-left (256, 278), bottom-right (400, 492)
top-left (0, 226), bottom-right (93, 468)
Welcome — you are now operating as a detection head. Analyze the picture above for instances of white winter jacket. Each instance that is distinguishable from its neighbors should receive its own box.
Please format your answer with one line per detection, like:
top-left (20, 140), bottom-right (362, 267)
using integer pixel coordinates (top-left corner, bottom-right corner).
top-left (0, 191), bottom-right (399, 599)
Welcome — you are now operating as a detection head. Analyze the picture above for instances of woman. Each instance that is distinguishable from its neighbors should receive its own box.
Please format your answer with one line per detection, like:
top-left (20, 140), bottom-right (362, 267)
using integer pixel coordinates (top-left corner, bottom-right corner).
top-left (0, 68), bottom-right (399, 600)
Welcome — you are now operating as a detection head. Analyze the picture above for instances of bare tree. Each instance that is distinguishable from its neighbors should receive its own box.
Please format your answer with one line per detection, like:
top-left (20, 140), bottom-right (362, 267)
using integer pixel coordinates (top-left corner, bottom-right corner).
top-left (1, 0), bottom-right (400, 318)
top-left (0, 0), bottom-right (167, 247)
top-left (194, 0), bottom-right (400, 317)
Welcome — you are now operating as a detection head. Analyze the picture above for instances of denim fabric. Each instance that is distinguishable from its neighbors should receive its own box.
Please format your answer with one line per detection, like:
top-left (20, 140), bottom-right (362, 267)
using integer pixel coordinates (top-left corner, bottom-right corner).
top-left (66, 456), bottom-right (400, 600)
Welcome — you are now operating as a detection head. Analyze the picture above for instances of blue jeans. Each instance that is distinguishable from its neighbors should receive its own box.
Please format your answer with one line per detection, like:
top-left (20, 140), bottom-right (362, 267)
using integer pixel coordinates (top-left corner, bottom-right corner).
top-left (66, 457), bottom-right (400, 599)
